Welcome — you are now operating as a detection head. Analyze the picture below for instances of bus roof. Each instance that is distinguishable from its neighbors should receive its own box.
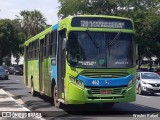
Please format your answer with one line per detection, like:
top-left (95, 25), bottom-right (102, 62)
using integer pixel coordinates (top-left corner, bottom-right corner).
top-left (66, 15), bottom-right (132, 20)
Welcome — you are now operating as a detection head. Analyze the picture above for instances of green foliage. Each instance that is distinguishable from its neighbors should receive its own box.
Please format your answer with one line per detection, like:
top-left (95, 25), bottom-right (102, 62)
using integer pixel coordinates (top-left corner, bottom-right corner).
top-left (58, 0), bottom-right (121, 18)
top-left (0, 10), bottom-right (47, 65)
top-left (0, 19), bottom-right (17, 65)
top-left (58, 0), bottom-right (160, 18)
top-left (16, 10), bottom-right (47, 39)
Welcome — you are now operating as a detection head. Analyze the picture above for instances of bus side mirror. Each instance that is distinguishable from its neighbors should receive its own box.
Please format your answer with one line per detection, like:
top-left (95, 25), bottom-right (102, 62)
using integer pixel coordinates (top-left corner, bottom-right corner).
top-left (62, 38), bottom-right (66, 50)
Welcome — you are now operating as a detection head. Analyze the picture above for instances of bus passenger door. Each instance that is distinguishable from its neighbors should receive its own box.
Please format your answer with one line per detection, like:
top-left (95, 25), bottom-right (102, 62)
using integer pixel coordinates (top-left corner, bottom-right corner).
top-left (57, 29), bottom-right (66, 99)
top-left (39, 39), bottom-right (44, 92)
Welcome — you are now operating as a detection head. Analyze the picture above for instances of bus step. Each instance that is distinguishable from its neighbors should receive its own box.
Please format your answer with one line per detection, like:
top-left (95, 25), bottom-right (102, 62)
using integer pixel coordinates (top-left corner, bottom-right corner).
top-left (58, 99), bottom-right (65, 103)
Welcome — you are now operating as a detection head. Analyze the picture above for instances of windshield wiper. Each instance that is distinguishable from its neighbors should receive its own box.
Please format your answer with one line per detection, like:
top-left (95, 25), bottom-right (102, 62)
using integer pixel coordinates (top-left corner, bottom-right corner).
top-left (109, 31), bottom-right (121, 46)
top-left (86, 29), bottom-right (100, 48)
top-left (108, 31), bottom-right (121, 57)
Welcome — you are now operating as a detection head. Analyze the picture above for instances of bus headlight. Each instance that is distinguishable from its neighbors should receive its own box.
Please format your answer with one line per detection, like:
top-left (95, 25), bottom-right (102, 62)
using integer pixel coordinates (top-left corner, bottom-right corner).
top-left (69, 76), bottom-right (76, 82)
top-left (69, 76), bottom-right (84, 88)
top-left (76, 79), bottom-right (83, 87)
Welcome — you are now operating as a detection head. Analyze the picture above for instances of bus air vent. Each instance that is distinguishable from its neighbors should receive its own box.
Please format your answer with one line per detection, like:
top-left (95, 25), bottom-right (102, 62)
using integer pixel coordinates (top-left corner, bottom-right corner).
top-left (88, 88), bottom-right (123, 95)
top-left (88, 96), bottom-right (125, 100)
top-left (80, 70), bottom-right (129, 78)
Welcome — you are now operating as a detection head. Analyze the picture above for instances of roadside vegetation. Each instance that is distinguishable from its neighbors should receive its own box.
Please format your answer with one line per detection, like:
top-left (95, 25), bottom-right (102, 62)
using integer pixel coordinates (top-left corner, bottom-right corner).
top-left (0, 10), bottom-right (47, 65)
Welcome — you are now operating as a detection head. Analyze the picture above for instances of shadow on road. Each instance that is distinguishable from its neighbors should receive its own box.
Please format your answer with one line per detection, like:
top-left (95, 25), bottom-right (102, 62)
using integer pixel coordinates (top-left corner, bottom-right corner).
top-left (0, 79), bottom-right (11, 81)
top-left (28, 94), bottom-right (160, 118)
top-left (2, 88), bottom-right (23, 91)
top-left (63, 103), bottom-right (160, 116)
top-left (24, 93), bottom-right (56, 111)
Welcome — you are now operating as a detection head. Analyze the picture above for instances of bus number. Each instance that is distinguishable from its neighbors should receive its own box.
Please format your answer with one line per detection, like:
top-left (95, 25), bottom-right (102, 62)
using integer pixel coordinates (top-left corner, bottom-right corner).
top-left (92, 80), bottom-right (99, 85)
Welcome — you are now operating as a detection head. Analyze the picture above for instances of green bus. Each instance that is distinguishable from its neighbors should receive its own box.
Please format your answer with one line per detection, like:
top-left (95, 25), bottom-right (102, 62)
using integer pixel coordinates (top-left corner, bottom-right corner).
top-left (24, 15), bottom-right (136, 108)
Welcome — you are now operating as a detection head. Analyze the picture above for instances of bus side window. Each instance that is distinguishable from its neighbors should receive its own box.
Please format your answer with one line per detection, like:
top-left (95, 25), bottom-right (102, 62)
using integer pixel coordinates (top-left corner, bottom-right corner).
top-left (28, 43), bottom-right (32, 60)
top-left (36, 39), bottom-right (39, 59)
top-left (44, 36), bottom-right (46, 58)
top-left (31, 42), bottom-right (34, 60)
top-left (50, 30), bottom-right (57, 57)
top-left (26, 46), bottom-right (29, 61)
top-left (32, 42), bottom-right (35, 60)
top-left (49, 33), bottom-right (52, 56)
top-left (45, 33), bottom-right (50, 58)
top-left (34, 40), bottom-right (38, 60)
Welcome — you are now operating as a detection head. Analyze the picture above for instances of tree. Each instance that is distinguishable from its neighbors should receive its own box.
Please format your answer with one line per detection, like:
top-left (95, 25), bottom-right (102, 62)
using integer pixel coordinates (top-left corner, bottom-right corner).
top-left (58, 0), bottom-right (121, 18)
top-left (128, 5), bottom-right (160, 68)
top-left (0, 19), bottom-right (17, 65)
top-left (0, 10), bottom-right (48, 65)
top-left (58, 0), bottom-right (160, 18)
top-left (142, 15), bottom-right (160, 68)
top-left (16, 10), bottom-right (47, 39)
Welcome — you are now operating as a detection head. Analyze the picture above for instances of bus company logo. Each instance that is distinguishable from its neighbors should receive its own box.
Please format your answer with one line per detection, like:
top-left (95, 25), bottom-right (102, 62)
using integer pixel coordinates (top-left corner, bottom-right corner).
top-left (105, 80), bottom-right (109, 85)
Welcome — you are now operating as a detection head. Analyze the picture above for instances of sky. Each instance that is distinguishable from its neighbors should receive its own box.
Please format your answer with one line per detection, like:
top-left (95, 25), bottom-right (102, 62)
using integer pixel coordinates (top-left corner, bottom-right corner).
top-left (0, 0), bottom-right (59, 25)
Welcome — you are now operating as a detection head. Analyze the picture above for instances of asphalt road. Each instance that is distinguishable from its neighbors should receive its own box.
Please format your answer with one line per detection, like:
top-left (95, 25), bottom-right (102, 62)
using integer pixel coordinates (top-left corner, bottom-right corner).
top-left (0, 75), bottom-right (160, 120)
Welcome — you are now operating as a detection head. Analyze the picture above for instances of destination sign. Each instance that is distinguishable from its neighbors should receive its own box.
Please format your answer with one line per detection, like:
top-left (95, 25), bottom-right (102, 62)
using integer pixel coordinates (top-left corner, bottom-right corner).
top-left (80, 20), bottom-right (125, 28)
top-left (71, 17), bottom-right (133, 29)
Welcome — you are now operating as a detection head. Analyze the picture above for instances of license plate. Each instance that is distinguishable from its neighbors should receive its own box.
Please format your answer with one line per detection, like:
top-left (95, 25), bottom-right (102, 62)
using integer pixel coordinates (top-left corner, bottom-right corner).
top-left (100, 90), bottom-right (112, 94)
top-left (153, 87), bottom-right (159, 90)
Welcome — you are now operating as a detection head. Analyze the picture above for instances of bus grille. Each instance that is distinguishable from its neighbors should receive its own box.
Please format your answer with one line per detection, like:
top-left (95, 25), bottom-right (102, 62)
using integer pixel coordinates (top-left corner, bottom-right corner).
top-left (88, 96), bottom-right (125, 100)
top-left (88, 88), bottom-right (123, 95)
top-left (80, 70), bottom-right (129, 78)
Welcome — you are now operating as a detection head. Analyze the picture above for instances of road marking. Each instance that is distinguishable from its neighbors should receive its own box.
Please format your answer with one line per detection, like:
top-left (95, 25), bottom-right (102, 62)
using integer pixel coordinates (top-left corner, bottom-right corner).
top-left (0, 89), bottom-right (45, 119)
top-left (0, 89), bottom-right (30, 111)
top-left (9, 97), bottom-right (30, 111)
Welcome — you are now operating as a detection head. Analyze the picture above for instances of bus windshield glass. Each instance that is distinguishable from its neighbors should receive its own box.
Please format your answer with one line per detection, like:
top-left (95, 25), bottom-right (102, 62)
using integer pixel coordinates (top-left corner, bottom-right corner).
top-left (67, 31), bottom-right (135, 68)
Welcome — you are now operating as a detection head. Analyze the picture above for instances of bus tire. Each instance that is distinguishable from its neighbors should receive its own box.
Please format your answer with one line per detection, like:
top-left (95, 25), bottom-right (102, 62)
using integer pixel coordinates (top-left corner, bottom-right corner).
top-left (52, 85), bottom-right (61, 108)
top-left (31, 78), bottom-right (38, 96)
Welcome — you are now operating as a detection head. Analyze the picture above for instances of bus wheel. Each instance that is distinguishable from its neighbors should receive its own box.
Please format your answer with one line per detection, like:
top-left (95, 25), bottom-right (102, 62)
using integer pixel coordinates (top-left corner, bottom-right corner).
top-left (53, 86), bottom-right (61, 108)
top-left (31, 79), bottom-right (38, 96)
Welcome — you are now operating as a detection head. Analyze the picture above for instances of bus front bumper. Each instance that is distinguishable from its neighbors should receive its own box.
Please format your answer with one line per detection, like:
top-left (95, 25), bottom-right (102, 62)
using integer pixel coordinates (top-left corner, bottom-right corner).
top-left (66, 82), bottom-right (136, 104)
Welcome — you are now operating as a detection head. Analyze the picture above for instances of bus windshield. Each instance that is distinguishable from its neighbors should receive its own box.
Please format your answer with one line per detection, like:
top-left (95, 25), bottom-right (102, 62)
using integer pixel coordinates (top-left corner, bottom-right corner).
top-left (67, 31), bottom-right (135, 68)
